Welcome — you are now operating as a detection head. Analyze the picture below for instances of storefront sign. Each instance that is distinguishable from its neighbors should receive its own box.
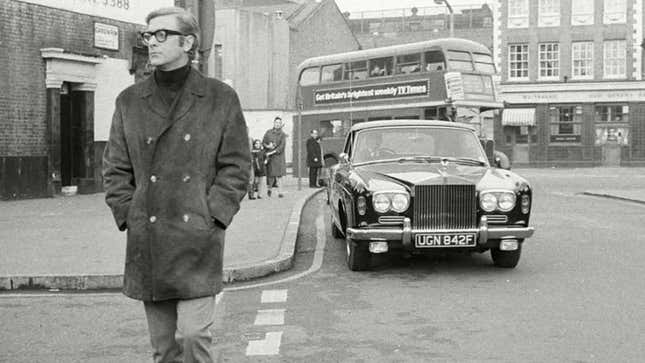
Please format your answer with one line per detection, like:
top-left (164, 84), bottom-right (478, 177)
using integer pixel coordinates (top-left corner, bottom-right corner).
top-left (19, 0), bottom-right (173, 24)
top-left (314, 80), bottom-right (429, 105)
top-left (550, 135), bottom-right (581, 143)
top-left (504, 89), bottom-right (645, 103)
top-left (94, 23), bottom-right (119, 50)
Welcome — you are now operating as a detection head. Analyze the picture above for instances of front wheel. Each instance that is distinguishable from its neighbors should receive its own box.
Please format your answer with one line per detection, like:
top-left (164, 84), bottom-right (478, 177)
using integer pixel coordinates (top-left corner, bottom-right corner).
top-left (346, 237), bottom-right (371, 271)
top-left (491, 244), bottom-right (522, 268)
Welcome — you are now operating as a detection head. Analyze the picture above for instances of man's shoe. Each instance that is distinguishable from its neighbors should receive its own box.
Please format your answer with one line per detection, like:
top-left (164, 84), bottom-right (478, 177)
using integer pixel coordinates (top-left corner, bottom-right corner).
top-left (267, 190), bottom-right (272, 197)
top-left (278, 193), bottom-right (284, 198)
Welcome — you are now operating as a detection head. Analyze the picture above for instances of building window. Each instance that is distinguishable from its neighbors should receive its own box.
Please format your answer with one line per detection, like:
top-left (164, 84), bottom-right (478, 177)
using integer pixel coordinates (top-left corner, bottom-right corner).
top-left (572, 42), bottom-right (593, 79)
top-left (538, 0), bottom-right (560, 27)
top-left (550, 106), bottom-right (582, 143)
top-left (571, 0), bottom-right (593, 25)
top-left (539, 43), bottom-right (559, 80)
top-left (508, 44), bottom-right (529, 80)
top-left (595, 105), bottom-right (629, 123)
top-left (604, 0), bottom-right (626, 24)
top-left (603, 40), bottom-right (626, 79)
top-left (508, 0), bottom-right (529, 28)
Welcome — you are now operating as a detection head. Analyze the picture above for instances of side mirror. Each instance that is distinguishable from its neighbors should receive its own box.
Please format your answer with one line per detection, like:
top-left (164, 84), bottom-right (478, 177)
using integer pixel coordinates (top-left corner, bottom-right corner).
top-left (339, 153), bottom-right (349, 163)
top-left (493, 151), bottom-right (511, 170)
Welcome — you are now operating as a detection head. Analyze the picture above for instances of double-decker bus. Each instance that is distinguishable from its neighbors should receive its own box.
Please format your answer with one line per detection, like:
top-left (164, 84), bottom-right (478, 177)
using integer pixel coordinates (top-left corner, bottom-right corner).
top-left (292, 37), bottom-right (503, 177)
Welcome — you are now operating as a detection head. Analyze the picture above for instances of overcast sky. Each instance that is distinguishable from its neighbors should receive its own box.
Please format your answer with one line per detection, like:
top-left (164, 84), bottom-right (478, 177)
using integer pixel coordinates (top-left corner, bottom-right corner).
top-left (334, 0), bottom-right (491, 13)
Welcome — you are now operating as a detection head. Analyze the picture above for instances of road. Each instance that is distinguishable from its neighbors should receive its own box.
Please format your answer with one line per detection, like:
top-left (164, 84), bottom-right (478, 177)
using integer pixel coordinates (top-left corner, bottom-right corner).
top-left (2, 169), bottom-right (645, 362)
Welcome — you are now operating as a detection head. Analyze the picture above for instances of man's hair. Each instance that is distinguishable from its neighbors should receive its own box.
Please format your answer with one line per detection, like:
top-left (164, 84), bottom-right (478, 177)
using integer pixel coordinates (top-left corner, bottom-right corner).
top-left (274, 116), bottom-right (282, 122)
top-left (145, 7), bottom-right (200, 59)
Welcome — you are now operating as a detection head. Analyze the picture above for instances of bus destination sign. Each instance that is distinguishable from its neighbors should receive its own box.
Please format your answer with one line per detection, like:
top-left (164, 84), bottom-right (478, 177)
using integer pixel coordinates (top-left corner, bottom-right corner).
top-left (314, 80), bottom-right (429, 105)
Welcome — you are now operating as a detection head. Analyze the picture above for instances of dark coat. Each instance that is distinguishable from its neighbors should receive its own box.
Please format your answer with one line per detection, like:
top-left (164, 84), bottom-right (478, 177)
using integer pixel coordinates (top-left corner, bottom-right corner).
top-left (306, 137), bottom-right (323, 168)
top-left (102, 68), bottom-right (250, 302)
top-left (251, 148), bottom-right (266, 177)
top-left (262, 128), bottom-right (287, 177)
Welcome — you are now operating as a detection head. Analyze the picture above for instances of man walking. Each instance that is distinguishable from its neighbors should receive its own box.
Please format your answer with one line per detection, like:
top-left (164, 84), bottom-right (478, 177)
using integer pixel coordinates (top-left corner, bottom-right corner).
top-left (306, 129), bottom-right (323, 188)
top-left (262, 117), bottom-right (287, 197)
top-left (102, 7), bottom-right (250, 362)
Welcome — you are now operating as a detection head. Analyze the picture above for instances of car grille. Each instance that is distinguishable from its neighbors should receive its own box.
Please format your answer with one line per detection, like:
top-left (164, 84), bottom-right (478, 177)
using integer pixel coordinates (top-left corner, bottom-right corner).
top-left (413, 185), bottom-right (477, 230)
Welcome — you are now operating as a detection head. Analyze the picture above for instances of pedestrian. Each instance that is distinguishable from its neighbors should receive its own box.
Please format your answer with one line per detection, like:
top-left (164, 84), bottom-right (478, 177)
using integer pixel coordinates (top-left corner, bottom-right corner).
top-left (250, 139), bottom-right (266, 199)
top-left (262, 116), bottom-right (287, 198)
top-left (306, 129), bottom-right (323, 188)
top-left (102, 6), bottom-right (250, 363)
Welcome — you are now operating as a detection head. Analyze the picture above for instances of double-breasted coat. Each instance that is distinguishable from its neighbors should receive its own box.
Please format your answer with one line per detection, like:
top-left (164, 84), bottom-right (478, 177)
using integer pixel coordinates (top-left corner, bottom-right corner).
top-left (306, 137), bottom-right (323, 168)
top-left (102, 69), bottom-right (250, 301)
top-left (262, 128), bottom-right (287, 178)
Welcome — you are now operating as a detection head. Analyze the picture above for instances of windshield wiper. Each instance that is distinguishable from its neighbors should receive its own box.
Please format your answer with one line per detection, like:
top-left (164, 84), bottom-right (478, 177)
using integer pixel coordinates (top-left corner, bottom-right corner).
top-left (397, 155), bottom-right (442, 163)
top-left (451, 157), bottom-right (487, 166)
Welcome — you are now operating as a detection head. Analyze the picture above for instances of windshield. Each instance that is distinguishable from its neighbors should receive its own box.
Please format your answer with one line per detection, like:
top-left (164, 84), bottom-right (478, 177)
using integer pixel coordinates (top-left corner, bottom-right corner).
top-left (351, 127), bottom-right (488, 164)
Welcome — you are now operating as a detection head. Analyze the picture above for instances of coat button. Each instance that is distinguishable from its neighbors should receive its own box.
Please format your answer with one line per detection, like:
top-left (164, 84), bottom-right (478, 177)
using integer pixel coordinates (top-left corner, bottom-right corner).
top-left (184, 134), bottom-right (191, 142)
top-left (149, 216), bottom-right (157, 223)
top-left (150, 175), bottom-right (158, 183)
top-left (183, 214), bottom-right (190, 222)
top-left (182, 175), bottom-right (191, 183)
top-left (146, 137), bottom-right (154, 145)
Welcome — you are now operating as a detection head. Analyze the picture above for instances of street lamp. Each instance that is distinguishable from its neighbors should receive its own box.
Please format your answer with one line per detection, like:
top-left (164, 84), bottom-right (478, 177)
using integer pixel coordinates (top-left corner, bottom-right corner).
top-left (434, 0), bottom-right (454, 37)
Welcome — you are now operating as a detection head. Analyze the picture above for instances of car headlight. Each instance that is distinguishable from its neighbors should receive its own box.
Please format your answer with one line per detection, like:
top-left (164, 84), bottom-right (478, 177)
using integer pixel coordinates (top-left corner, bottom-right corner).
top-left (391, 193), bottom-right (410, 213)
top-left (480, 193), bottom-right (497, 212)
top-left (372, 193), bottom-right (391, 213)
top-left (497, 192), bottom-right (516, 212)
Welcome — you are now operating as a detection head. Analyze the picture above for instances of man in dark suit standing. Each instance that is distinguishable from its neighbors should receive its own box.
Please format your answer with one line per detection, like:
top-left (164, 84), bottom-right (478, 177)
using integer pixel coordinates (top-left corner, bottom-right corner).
top-left (306, 129), bottom-right (323, 188)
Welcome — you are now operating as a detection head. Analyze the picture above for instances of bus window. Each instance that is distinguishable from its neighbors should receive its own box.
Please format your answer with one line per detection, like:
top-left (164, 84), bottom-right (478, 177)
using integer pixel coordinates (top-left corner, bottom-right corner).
top-left (320, 119), bottom-right (350, 138)
top-left (321, 63), bottom-right (343, 83)
top-left (299, 67), bottom-right (320, 86)
top-left (344, 60), bottom-right (368, 80)
top-left (447, 50), bottom-right (474, 71)
top-left (396, 54), bottom-right (421, 74)
top-left (424, 51), bottom-right (445, 71)
top-left (369, 57), bottom-right (393, 77)
top-left (473, 53), bottom-right (496, 73)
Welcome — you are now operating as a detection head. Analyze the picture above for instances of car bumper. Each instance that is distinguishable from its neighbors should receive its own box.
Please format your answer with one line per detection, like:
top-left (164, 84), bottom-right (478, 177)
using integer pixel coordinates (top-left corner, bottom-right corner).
top-left (345, 216), bottom-right (534, 249)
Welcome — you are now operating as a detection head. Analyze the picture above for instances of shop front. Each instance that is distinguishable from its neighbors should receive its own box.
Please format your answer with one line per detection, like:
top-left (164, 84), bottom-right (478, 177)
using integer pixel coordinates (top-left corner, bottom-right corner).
top-left (501, 82), bottom-right (645, 167)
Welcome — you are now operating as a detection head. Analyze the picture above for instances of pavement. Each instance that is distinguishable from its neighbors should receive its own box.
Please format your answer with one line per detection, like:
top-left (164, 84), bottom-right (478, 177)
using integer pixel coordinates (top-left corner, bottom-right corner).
top-left (0, 167), bottom-right (643, 291)
top-left (0, 176), bottom-right (324, 291)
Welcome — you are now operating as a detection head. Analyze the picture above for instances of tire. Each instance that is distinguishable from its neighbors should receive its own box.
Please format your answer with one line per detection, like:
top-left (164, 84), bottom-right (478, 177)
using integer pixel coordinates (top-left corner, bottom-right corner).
top-left (346, 237), bottom-right (371, 271)
top-left (331, 218), bottom-right (343, 239)
top-left (491, 243), bottom-right (522, 268)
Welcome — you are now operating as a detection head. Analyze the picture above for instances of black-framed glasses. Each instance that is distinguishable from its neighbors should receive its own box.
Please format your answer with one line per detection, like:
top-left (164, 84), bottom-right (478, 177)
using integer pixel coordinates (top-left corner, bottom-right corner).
top-left (141, 29), bottom-right (185, 44)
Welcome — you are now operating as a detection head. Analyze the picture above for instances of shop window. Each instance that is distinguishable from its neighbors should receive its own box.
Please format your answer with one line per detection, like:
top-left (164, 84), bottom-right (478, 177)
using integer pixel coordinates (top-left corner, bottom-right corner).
top-left (321, 64), bottom-right (343, 83)
top-left (299, 67), bottom-right (320, 86)
top-left (549, 105), bottom-right (582, 143)
top-left (369, 57), bottom-right (393, 77)
top-left (508, 44), bottom-right (529, 80)
top-left (344, 60), bottom-right (368, 80)
top-left (396, 54), bottom-right (421, 74)
top-left (320, 119), bottom-right (350, 139)
top-left (424, 51), bottom-right (445, 71)
top-left (595, 105), bottom-right (629, 123)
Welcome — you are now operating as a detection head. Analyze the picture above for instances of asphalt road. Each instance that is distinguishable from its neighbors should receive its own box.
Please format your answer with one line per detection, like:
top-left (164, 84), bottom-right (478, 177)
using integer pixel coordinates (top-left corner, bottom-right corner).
top-left (2, 170), bottom-right (645, 362)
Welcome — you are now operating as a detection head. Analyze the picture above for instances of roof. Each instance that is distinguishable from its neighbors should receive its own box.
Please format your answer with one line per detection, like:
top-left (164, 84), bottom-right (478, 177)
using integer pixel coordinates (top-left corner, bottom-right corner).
top-left (238, 0), bottom-right (325, 27)
top-left (297, 38), bottom-right (491, 72)
top-left (351, 120), bottom-right (476, 132)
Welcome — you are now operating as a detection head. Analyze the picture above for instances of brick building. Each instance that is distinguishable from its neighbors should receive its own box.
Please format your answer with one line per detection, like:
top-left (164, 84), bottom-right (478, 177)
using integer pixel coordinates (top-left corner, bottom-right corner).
top-left (494, 0), bottom-right (645, 167)
top-left (346, 4), bottom-right (494, 50)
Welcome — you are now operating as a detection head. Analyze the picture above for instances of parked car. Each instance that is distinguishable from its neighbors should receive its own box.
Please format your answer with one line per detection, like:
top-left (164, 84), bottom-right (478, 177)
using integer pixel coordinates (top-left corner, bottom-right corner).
top-left (328, 120), bottom-right (535, 271)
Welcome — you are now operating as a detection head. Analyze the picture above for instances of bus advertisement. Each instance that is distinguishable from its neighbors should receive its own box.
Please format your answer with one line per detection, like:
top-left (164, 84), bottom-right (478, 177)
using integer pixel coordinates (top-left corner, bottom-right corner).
top-left (292, 38), bottom-right (504, 178)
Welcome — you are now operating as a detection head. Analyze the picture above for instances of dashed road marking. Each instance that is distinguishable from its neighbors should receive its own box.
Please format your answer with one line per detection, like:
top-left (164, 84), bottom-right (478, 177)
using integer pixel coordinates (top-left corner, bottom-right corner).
top-left (245, 331), bottom-right (283, 356)
top-left (261, 289), bottom-right (288, 303)
top-left (254, 308), bottom-right (285, 325)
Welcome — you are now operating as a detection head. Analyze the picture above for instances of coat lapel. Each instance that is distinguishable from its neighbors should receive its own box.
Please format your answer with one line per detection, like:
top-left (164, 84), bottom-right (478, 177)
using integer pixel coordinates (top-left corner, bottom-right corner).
top-left (139, 68), bottom-right (207, 139)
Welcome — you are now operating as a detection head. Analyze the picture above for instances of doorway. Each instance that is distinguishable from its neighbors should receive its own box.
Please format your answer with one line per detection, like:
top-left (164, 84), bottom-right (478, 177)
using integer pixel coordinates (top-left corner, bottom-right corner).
top-left (59, 83), bottom-right (84, 188)
top-left (504, 126), bottom-right (536, 165)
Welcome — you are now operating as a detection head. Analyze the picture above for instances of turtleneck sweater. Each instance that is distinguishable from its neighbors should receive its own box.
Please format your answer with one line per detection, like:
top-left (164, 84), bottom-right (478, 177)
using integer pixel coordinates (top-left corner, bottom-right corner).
top-left (153, 62), bottom-right (192, 108)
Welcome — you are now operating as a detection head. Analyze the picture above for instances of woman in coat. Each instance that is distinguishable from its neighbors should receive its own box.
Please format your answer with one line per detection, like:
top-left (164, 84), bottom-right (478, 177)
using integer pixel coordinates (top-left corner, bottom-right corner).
top-left (262, 117), bottom-right (287, 197)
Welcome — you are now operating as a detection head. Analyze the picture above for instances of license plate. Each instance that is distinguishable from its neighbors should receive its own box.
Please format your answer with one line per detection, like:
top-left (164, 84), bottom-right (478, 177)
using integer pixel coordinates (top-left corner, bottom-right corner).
top-left (415, 233), bottom-right (477, 248)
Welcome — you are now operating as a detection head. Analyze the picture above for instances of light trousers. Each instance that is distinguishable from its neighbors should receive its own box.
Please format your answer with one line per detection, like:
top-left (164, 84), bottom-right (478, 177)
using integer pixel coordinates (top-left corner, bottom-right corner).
top-left (143, 295), bottom-right (216, 363)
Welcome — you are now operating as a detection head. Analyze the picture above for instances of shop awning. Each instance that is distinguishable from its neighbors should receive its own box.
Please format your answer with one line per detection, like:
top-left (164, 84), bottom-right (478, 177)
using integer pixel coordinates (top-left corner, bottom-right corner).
top-left (502, 108), bottom-right (536, 126)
